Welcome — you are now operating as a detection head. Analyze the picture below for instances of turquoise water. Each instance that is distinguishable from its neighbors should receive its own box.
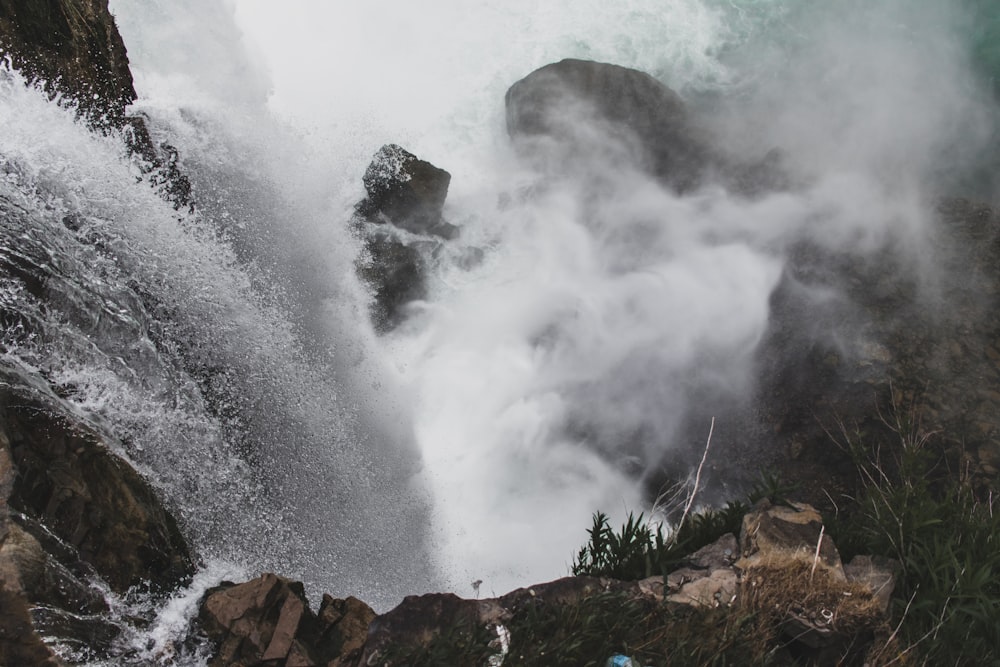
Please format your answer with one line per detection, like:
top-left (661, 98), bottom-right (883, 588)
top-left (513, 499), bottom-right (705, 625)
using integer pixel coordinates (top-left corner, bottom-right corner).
top-left (707, 0), bottom-right (1000, 197)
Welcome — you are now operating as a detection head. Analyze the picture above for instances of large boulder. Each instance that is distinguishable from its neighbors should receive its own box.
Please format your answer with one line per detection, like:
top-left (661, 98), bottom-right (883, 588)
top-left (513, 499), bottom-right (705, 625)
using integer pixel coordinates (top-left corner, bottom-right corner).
top-left (357, 144), bottom-right (455, 239)
top-left (1, 390), bottom-right (193, 593)
top-left (0, 385), bottom-right (194, 664)
top-left (352, 144), bottom-right (456, 332)
top-left (505, 58), bottom-right (710, 191)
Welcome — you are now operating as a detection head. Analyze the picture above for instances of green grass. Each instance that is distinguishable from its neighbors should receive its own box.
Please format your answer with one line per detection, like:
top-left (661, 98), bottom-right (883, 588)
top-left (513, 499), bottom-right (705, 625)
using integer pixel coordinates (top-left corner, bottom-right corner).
top-left (827, 400), bottom-right (1000, 664)
top-left (382, 396), bottom-right (1000, 666)
top-left (379, 592), bottom-right (769, 667)
top-left (571, 472), bottom-right (793, 581)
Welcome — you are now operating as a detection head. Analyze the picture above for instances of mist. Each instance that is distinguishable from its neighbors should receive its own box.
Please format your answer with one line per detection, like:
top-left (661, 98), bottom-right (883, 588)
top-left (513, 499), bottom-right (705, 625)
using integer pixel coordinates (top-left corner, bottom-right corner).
top-left (102, 0), bottom-right (999, 600)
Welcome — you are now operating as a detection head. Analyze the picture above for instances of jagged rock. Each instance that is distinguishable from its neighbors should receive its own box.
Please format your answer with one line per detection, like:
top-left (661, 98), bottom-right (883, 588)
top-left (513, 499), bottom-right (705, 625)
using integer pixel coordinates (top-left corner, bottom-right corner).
top-left (843, 555), bottom-right (897, 615)
top-left (1, 390), bottom-right (193, 593)
top-left (0, 583), bottom-right (62, 667)
top-left (0, 0), bottom-right (135, 128)
top-left (317, 595), bottom-right (377, 667)
top-left (688, 532), bottom-right (739, 570)
top-left (0, 386), bottom-right (195, 664)
top-left (737, 500), bottom-right (844, 578)
top-left (356, 231), bottom-right (427, 333)
top-left (360, 592), bottom-right (484, 664)
top-left (357, 144), bottom-right (456, 239)
top-left (505, 58), bottom-right (709, 191)
top-left (663, 533), bottom-right (739, 608)
top-left (122, 115), bottom-right (195, 210)
top-left (199, 573), bottom-right (376, 667)
top-left (360, 577), bottom-right (625, 665)
top-left (0, 1), bottom-right (194, 209)
top-left (352, 144), bottom-right (456, 331)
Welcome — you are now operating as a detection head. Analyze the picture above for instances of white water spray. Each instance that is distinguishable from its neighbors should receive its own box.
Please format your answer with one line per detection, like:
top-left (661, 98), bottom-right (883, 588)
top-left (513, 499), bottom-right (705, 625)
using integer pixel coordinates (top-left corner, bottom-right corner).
top-left (3, 0), bottom-right (993, 631)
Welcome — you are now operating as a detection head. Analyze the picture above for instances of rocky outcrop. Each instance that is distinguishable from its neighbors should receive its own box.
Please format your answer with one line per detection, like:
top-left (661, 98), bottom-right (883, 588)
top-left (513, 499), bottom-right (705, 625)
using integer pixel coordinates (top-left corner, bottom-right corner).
top-left (737, 501), bottom-right (896, 659)
top-left (353, 144), bottom-right (456, 331)
top-left (0, 385), bottom-right (194, 664)
top-left (505, 58), bottom-right (711, 191)
top-left (746, 198), bottom-right (1000, 509)
top-left (199, 573), bottom-right (375, 667)
top-left (2, 390), bottom-right (193, 592)
top-left (0, 0), bottom-right (193, 209)
top-left (0, 0), bottom-right (135, 127)
top-left (357, 144), bottom-right (456, 239)
top-left (198, 502), bottom-right (894, 666)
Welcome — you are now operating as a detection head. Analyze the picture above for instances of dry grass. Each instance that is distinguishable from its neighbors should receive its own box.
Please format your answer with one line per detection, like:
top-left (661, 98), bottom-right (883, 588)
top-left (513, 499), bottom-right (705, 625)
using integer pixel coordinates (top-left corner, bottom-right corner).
top-left (741, 560), bottom-right (887, 642)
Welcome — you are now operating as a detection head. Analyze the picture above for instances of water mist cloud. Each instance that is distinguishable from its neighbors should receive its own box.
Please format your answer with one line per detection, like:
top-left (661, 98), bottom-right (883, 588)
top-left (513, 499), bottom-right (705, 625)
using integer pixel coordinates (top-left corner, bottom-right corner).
top-left (101, 0), bottom-right (1000, 604)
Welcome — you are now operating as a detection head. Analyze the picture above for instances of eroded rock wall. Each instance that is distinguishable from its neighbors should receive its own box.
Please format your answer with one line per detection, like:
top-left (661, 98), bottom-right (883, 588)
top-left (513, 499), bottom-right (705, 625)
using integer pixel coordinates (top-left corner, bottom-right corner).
top-left (0, 0), bottom-right (135, 127)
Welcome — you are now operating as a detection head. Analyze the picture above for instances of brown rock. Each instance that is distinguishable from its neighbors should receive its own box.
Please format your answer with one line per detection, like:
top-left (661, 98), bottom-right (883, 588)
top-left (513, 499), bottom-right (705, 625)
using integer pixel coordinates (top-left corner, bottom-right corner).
top-left (360, 592), bottom-right (481, 664)
top-left (200, 573), bottom-right (377, 667)
top-left (1, 390), bottom-right (193, 594)
top-left (843, 555), bottom-right (897, 615)
top-left (505, 58), bottom-right (708, 191)
top-left (737, 500), bottom-right (844, 580)
top-left (317, 595), bottom-right (376, 667)
top-left (0, 0), bottom-right (136, 127)
top-left (0, 582), bottom-right (62, 667)
top-left (1, 387), bottom-right (192, 663)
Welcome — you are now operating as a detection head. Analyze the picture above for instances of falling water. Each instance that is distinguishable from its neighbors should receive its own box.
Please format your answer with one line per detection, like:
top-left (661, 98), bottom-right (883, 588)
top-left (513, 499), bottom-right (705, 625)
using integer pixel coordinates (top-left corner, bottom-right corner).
top-left (2, 1), bottom-right (999, 662)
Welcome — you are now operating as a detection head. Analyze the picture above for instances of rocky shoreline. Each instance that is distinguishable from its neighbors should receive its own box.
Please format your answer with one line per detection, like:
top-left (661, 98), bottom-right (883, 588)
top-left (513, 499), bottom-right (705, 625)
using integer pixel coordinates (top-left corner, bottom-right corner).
top-left (1, 2), bottom-right (999, 665)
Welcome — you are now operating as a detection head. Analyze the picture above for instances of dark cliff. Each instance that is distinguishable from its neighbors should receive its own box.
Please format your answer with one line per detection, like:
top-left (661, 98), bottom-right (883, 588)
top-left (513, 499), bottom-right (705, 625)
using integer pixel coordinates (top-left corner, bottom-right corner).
top-left (0, 0), bottom-right (135, 127)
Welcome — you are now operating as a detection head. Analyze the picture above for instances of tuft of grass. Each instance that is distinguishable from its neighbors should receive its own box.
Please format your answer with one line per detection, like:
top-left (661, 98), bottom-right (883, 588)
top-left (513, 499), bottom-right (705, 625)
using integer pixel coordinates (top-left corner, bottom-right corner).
top-left (381, 591), bottom-right (770, 667)
top-left (572, 472), bottom-right (792, 581)
top-left (827, 394), bottom-right (1000, 664)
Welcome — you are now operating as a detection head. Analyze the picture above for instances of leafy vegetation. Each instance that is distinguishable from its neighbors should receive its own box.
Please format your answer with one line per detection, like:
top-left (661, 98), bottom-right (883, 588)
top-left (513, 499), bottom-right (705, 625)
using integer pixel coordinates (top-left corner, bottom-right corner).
top-left (827, 397), bottom-right (1000, 664)
top-left (382, 395), bottom-right (1000, 666)
top-left (380, 591), bottom-right (769, 667)
top-left (572, 472), bottom-right (792, 581)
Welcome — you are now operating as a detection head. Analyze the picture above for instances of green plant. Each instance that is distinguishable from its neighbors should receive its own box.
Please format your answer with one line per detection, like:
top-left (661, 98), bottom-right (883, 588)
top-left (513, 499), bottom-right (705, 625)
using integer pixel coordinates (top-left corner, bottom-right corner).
top-left (385, 591), bottom-right (770, 667)
top-left (827, 392), bottom-right (1000, 664)
top-left (572, 470), bottom-right (791, 581)
top-left (572, 511), bottom-right (661, 580)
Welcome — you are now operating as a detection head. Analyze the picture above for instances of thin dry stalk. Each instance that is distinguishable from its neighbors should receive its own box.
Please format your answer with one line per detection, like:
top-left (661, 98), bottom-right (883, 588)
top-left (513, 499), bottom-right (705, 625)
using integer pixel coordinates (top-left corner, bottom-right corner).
top-left (677, 417), bottom-right (714, 536)
top-left (809, 525), bottom-right (825, 583)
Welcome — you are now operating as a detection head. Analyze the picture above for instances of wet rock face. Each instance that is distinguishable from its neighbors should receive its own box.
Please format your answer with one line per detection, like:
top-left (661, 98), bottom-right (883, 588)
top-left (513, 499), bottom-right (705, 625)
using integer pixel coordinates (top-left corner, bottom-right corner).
top-left (353, 144), bottom-right (456, 332)
top-left (200, 573), bottom-right (376, 667)
top-left (0, 0), bottom-right (136, 127)
top-left (747, 198), bottom-right (1000, 508)
top-left (505, 58), bottom-right (710, 191)
top-left (0, 1), bottom-right (194, 210)
top-left (2, 391), bottom-right (193, 594)
top-left (358, 144), bottom-right (455, 239)
top-left (0, 387), bottom-right (194, 665)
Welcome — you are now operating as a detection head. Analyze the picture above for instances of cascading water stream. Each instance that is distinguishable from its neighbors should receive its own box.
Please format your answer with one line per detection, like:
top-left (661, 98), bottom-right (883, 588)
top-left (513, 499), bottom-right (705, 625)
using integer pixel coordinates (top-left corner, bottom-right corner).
top-left (2, 0), bottom-right (999, 662)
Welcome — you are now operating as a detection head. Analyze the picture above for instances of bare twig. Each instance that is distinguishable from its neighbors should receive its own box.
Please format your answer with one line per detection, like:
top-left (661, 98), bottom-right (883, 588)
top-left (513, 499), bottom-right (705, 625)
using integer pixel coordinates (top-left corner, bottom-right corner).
top-left (677, 417), bottom-right (714, 536)
top-left (810, 525), bottom-right (825, 583)
top-left (881, 587), bottom-right (919, 665)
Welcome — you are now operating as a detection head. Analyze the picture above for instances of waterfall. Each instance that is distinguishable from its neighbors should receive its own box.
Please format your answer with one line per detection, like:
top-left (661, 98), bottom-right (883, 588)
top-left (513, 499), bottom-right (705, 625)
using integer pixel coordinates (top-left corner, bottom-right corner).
top-left (2, 2), bottom-right (997, 653)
